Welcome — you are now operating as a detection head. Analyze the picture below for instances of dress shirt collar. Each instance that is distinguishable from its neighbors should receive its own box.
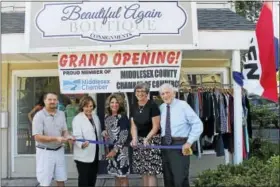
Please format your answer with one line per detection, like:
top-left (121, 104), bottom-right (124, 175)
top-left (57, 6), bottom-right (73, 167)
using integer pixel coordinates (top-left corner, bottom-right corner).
top-left (164, 98), bottom-right (177, 107)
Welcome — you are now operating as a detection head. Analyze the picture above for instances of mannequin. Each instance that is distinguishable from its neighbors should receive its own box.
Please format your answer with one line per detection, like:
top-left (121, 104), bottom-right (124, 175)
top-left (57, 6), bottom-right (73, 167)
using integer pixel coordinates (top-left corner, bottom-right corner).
top-left (65, 96), bottom-right (79, 153)
top-left (65, 96), bottom-right (79, 133)
top-left (57, 95), bottom-right (66, 111)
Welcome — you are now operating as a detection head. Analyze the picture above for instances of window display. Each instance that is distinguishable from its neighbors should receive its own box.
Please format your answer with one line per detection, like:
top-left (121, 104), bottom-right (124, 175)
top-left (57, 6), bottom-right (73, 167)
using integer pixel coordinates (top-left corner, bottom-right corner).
top-left (16, 76), bottom-right (86, 154)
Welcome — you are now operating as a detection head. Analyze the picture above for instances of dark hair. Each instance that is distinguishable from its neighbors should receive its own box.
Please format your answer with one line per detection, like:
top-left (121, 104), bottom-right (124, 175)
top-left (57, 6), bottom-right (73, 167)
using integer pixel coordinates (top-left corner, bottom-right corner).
top-left (105, 93), bottom-right (126, 116)
top-left (43, 92), bottom-right (58, 100)
top-left (37, 93), bottom-right (45, 107)
top-left (78, 95), bottom-right (96, 112)
top-left (134, 82), bottom-right (150, 94)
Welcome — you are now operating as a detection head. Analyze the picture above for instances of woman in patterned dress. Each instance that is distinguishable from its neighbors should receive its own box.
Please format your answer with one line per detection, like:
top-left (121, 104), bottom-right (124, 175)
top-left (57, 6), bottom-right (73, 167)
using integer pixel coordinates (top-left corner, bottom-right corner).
top-left (102, 93), bottom-right (130, 187)
top-left (130, 82), bottom-right (162, 187)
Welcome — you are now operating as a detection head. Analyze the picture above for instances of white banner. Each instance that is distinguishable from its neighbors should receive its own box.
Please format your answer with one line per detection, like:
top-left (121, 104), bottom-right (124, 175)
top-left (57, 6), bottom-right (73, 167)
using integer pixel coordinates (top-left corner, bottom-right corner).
top-left (58, 51), bottom-right (182, 93)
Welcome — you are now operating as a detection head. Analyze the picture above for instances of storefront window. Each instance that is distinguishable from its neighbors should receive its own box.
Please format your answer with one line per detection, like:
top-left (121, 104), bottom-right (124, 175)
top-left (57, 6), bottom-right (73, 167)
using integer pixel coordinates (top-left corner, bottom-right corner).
top-left (182, 73), bottom-right (224, 151)
top-left (17, 76), bottom-right (85, 154)
top-left (185, 73), bottom-right (222, 86)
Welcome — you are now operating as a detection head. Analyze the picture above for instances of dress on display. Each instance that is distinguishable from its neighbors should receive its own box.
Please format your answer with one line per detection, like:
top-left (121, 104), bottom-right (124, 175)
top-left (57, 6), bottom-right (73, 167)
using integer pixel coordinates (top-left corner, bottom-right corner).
top-left (65, 104), bottom-right (79, 132)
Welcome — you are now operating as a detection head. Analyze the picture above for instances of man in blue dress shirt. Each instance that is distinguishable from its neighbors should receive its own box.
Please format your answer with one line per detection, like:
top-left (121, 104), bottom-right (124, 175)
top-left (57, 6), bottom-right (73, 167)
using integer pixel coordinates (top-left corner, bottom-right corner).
top-left (159, 83), bottom-right (203, 187)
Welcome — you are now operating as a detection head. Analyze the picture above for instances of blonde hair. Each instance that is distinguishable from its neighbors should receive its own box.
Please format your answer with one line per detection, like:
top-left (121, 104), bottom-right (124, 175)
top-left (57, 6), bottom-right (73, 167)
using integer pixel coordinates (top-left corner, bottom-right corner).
top-left (105, 93), bottom-right (126, 116)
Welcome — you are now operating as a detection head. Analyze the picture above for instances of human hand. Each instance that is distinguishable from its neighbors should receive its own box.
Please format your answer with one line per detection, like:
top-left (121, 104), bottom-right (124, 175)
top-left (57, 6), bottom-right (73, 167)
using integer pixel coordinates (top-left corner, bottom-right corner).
top-left (130, 138), bottom-right (138, 148)
top-left (182, 143), bottom-right (192, 156)
top-left (143, 137), bottom-right (150, 147)
top-left (56, 137), bottom-right (68, 143)
top-left (102, 130), bottom-right (109, 140)
top-left (82, 141), bottom-right (89, 149)
top-left (67, 136), bottom-right (75, 144)
top-left (106, 150), bottom-right (117, 159)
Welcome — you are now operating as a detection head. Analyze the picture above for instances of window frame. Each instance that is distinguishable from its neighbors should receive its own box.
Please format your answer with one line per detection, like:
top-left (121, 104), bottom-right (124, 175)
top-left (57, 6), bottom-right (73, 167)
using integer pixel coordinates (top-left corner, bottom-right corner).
top-left (11, 70), bottom-right (60, 171)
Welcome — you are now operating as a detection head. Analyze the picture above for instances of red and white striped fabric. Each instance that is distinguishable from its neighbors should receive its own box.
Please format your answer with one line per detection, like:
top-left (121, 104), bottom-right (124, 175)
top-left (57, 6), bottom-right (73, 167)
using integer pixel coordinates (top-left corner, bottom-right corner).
top-left (233, 2), bottom-right (278, 102)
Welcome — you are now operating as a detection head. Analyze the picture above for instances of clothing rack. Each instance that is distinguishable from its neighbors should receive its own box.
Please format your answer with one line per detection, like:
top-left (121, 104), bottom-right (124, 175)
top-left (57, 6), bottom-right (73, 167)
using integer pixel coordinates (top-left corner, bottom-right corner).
top-left (178, 82), bottom-right (234, 97)
top-left (177, 82), bottom-right (252, 161)
top-left (180, 81), bottom-right (233, 88)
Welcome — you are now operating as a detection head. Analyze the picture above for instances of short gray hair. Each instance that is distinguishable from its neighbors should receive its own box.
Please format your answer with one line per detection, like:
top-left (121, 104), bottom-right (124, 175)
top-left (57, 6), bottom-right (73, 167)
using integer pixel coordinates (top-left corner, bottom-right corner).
top-left (158, 83), bottom-right (176, 94)
top-left (134, 82), bottom-right (150, 94)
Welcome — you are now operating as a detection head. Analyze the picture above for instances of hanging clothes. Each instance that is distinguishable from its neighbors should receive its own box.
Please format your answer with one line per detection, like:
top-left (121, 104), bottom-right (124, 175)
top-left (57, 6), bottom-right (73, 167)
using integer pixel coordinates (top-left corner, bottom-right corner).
top-left (177, 88), bottom-right (252, 158)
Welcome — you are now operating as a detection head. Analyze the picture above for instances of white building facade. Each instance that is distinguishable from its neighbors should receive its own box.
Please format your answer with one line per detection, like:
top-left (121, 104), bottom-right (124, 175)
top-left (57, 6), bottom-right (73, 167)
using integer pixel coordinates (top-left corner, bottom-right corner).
top-left (1, 1), bottom-right (255, 179)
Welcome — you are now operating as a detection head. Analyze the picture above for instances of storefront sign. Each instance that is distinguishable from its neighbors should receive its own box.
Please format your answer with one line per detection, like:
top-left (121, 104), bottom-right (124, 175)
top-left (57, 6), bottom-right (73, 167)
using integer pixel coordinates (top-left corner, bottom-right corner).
top-left (26, 2), bottom-right (198, 52)
top-left (58, 51), bottom-right (182, 93)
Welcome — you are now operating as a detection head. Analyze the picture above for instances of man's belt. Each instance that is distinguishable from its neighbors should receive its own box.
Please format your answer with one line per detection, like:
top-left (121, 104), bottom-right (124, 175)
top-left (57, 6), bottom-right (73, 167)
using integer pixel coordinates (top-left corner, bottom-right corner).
top-left (171, 137), bottom-right (188, 141)
top-left (161, 137), bottom-right (188, 141)
top-left (36, 146), bottom-right (62, 151)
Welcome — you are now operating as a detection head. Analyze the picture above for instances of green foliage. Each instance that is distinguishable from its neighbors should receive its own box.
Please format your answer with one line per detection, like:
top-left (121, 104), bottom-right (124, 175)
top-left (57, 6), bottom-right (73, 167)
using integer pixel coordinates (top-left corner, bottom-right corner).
top-left (250, 104), bottom-right (279, 128)
top-left (194, 156), bottom-right (280, 187)
top-left (194, 139), bottom-right (280, 187)
top-left (234, 1), bottom-right (263, 22)
top-left (250, 138), bottom-right (280, 160)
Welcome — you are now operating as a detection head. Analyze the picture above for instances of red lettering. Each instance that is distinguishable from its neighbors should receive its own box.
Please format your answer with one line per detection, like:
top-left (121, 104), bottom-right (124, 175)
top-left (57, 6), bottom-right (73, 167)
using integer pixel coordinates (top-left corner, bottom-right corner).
top-left (156, 51), bottom-right (166, 64)
top-left (141, 52), bottom-right (150, 64)
top-left (150, 52), bottom-right (156, 64)
top-left (167, 51), bottom-right (176, 64)
top-left (88, 54), bottom-right (98, 66)
top-left (59, 54), bottom-right (68, 67)
top-left (175, 51), bottom-right (181, 63)
top-left (113, 53), bottom-right (121, 65)
top-left (69, 54), bottom-right (78, 67)
top-left (78, 54), bottom-right (87, 66)
top-left (132, 53), bottom-right (140, 65)
top-left (123, 53), bottom-right (131, 65)
top-left (99, 53), bottom-right (108, 66)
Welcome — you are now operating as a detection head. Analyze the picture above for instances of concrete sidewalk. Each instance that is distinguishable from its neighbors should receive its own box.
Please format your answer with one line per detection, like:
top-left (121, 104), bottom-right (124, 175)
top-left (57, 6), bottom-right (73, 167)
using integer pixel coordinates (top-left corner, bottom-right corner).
top-left (2, 176), bottom-right (195, 186)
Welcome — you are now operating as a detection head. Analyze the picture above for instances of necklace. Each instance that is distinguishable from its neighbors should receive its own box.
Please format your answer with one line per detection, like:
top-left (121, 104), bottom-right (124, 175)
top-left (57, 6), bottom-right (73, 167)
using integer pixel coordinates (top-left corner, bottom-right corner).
top-left (138, 100), bottom-right (147, 113)
top-left (138, 105), bottom-right (145, 113)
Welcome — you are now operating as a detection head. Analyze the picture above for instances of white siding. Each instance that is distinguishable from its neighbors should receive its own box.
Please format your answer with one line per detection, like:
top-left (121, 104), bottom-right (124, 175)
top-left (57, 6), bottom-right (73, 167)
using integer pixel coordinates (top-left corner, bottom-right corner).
top-left (1, 2), bottom-right (235, 12)
top-left (197, 2), bottom-right (234, 10)
top-left (1, 2), bottom-right (25, 12)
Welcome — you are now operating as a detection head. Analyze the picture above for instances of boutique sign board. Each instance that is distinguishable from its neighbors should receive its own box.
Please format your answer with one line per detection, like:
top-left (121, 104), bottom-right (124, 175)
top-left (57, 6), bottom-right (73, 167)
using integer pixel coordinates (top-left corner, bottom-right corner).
top-left (25, 1), bottom-right (198, 52)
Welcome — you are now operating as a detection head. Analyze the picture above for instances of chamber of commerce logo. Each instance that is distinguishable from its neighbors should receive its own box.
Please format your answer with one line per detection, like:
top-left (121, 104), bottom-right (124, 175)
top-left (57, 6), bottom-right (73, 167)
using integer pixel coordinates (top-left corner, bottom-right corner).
top-left (63, 79), bottom-right (82, 91)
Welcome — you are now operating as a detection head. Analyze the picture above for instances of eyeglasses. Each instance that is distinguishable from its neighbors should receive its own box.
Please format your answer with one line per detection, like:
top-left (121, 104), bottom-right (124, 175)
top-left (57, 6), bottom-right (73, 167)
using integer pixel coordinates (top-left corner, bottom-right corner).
top-left (136, 90), bottom-right (146, 93)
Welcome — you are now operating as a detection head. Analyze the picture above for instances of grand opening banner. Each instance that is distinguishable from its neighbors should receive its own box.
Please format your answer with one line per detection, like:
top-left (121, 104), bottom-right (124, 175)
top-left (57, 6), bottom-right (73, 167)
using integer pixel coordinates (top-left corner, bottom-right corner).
top-left (58, 51), bottom-right (182, 93)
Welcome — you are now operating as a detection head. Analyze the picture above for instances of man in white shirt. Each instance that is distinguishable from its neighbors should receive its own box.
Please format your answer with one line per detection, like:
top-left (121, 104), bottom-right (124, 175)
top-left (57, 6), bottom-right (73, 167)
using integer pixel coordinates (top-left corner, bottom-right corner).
top-left (159, 84), bottom-right (203, 187)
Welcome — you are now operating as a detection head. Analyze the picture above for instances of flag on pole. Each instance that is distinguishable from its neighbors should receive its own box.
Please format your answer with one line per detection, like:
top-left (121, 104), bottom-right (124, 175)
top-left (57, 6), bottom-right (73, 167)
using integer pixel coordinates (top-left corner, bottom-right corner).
top-left (233, 2), bottom-right (278, 102)
top-left (273, 1), bottom-right (279, 71)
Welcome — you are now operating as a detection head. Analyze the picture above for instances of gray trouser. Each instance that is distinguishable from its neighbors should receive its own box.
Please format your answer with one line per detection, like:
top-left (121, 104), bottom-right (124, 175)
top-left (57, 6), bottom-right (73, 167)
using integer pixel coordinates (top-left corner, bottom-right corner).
top-left (161, 138), bottom-right (190, 187)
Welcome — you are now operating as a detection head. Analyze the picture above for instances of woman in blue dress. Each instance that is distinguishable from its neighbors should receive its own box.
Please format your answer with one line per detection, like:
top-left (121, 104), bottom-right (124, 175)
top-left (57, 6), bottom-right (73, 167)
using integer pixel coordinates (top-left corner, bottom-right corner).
top-left (102, 93), bottom-right (130, 187)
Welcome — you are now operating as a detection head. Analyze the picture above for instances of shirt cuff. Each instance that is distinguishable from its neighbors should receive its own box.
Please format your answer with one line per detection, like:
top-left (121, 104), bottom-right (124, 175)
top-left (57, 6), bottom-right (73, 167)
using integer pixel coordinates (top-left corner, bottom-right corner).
top-left (187, 137), bottom-right (195, 145)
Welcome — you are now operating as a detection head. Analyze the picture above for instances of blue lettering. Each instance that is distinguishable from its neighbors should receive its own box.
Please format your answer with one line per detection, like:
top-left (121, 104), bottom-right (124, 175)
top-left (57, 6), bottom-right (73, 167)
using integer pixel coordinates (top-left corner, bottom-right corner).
top-left (61, 5), bottom-right (81, 21)
top-left (124, 3), bottom-right (162, 24)
top-left (61, 5), bottom-right (122, 24)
